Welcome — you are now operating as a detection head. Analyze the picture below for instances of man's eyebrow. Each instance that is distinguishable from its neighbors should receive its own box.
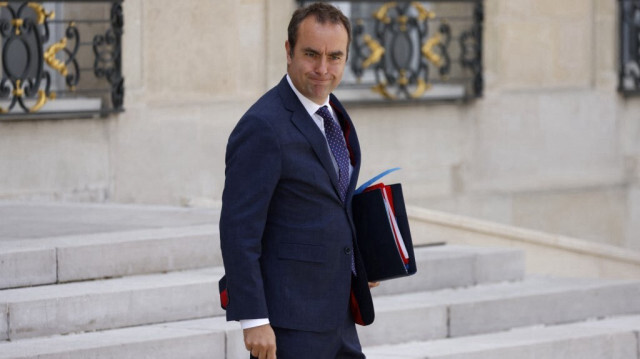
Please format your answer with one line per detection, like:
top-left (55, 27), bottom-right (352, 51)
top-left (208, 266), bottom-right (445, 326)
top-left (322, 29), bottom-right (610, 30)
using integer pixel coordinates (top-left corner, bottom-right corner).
top-left (302, 47), bottom-right (321, 55)
top-left (301, 47), bottom-right (345, 57)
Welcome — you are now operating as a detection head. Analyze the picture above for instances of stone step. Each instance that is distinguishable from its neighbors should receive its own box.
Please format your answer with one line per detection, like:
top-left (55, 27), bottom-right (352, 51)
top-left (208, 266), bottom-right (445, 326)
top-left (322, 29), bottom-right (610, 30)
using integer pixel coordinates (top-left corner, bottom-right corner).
top-left (2, 314), bottom-right (640, 359)
top-left (0, 225), bottom-right (220, 289)
top-left (0, 268), bottom-right (226, 341)
top-left (363, 315), bottom-right (640, 359)
top-left (4, 270), bottom-right (631, 346)
top-left (0, 318), bottom-right (235, 359)
top-left (0, 230), bottom-right (522, 294)
top-left (373, 245), bottom-right (524, 297)
top-left (358, 276), bottom-right (640, 347)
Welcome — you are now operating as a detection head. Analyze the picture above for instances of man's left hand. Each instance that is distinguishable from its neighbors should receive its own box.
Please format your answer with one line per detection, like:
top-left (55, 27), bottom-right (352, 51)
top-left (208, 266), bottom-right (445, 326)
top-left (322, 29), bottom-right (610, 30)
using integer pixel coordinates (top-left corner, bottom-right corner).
top-left (368, 282), bottom-right (380, 288)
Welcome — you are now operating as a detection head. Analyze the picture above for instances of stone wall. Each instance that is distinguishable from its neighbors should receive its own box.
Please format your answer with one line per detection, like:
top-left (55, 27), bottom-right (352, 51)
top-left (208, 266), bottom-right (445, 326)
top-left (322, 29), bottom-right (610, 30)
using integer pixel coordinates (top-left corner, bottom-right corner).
top-left (0, 0), bottom-right (638, 249)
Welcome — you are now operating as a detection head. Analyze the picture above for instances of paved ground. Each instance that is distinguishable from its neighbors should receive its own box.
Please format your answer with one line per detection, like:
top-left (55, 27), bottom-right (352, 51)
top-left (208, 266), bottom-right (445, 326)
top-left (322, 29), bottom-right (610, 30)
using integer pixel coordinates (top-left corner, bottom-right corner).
top-left (0, 201), bottom-right (219, 241)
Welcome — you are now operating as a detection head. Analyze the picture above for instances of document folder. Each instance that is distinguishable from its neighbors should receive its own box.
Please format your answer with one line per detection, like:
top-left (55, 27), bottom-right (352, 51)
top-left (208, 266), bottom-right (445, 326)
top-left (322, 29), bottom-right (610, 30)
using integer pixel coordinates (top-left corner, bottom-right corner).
top-left (352, 183), bottom-right (417, 282)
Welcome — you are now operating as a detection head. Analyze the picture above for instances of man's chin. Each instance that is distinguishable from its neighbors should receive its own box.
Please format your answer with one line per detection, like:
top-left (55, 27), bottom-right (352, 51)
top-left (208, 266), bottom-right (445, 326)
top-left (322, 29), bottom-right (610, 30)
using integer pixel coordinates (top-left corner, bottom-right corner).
top-left (301, 88), bottom-right (328, 104)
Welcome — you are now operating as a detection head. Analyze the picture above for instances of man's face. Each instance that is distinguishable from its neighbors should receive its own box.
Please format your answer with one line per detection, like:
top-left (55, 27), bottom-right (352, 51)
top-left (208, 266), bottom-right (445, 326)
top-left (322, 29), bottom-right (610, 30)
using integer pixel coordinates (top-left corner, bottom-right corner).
top-left (286, 17), bottom-right (349, 105)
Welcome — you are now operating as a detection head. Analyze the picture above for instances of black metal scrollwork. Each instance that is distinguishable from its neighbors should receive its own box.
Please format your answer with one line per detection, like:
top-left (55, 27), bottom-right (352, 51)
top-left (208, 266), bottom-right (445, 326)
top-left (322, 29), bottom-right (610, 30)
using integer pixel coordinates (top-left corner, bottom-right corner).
top-left (299, 0), bottom-right (483, 102)
top-left (460, 2), bottom-right (483, 97)
top-left (94, 1), bottom-right (123, 109)
top-left (0, 2), bottom-right (53, 113)
top-left (619, 0), bottom-right (640, 96)
top-left (0, 1), bottom-right (124, 118)
top-left (63, 25), bottom-right (80, 88)
top-left (93, 28), bottom-right (122, 108)
top-left (351, 2), bottom-right (441, 99)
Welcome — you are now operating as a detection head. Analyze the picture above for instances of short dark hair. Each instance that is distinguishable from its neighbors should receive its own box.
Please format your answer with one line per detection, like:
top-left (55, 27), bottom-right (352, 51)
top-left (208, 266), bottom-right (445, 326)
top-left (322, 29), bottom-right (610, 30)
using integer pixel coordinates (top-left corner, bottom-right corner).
top-left (287, 2), bottom-right (352, 58)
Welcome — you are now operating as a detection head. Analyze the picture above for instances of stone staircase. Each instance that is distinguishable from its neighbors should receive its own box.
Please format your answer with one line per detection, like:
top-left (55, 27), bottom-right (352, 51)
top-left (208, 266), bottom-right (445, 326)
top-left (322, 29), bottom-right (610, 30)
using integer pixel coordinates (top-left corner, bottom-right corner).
top-left (1, 202), bottom-right (640, 358)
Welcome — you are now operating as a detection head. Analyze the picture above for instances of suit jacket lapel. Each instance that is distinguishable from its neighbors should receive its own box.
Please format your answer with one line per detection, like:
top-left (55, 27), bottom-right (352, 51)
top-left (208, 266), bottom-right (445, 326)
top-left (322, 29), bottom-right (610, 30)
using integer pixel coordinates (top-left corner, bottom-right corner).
top-left (277, 78), bottom-right (343, 199)
top-left (331, 94), bottom-right (361, 208)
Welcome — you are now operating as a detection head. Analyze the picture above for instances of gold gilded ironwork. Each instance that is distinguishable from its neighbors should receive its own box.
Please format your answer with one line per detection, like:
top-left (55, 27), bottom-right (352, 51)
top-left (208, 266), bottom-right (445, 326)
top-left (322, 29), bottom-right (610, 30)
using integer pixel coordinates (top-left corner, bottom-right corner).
top-left (373, 2), bottom-right (396, 25)
top-left (3, 76), bottom-right (57, 114)
top-left (410, 78), bottom-right (431, 99)
top-left (45, 37), bottom-right (69, 76)
top-left (397, 15), bottom-right (409, 32)
top-left (4, 3), bottom-right (54, 35)
top-left (371, 82), bottom-right (396, 100)
top-left (398, 70), bottom-right (409, 86)
top-left (12, 80), bottom-right (24, 97)
top-left (28, 3), bottom-right (55, 24)
top-left (362, 34), bottom-right (385, 69)
top-left (11, 18), bottom-right (23, 35)
top-left (411, 2), bottom-right (436, 22)
top-left (422, 33), bottom-right (443, 67)
top-left (29, 90), bottom-right (47, 113)
top-left (28, 90), bottom-right (55, 113)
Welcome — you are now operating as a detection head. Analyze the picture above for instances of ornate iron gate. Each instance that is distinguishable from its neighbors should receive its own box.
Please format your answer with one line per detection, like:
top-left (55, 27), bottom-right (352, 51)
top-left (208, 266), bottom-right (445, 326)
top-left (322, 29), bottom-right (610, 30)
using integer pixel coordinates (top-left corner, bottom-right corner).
top-left (0, 1), bottom-right (123, 120)
top-left (298, 0), bottom-right (483, 103)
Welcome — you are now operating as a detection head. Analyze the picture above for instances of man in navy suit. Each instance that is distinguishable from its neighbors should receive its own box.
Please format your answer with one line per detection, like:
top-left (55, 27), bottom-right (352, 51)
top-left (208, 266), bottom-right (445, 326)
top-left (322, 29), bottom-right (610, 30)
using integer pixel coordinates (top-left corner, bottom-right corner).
top-left (220, 3), bottom-right (376, 358)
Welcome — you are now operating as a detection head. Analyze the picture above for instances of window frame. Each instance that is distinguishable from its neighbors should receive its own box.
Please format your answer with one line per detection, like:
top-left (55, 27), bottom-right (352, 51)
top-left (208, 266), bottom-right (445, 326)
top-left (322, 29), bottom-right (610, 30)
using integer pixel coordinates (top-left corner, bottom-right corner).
top-left (296, 0), bottom-right (484, 104)
top-left (0, 0), bottom-right (124, 120)
top-left (618, 0), bottom-right (640, 96)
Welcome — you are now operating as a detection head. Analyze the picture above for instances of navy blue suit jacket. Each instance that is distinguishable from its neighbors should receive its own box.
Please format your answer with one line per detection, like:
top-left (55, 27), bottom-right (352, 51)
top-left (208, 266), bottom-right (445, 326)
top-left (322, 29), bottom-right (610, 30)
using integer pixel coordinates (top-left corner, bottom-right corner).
top-left (219, 76), bottom-right (374, 332)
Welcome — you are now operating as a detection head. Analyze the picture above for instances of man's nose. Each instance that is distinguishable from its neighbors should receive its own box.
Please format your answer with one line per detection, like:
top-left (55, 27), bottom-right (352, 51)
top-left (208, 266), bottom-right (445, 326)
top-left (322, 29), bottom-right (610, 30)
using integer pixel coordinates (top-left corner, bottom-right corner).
top-left (315, 56), bottom-right (328, 74)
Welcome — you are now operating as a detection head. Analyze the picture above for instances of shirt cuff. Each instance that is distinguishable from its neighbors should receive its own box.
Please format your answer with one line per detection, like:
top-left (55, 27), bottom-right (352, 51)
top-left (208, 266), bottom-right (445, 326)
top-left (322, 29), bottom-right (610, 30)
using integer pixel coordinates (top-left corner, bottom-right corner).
top-left (240, 318), bottom-right (270, 330)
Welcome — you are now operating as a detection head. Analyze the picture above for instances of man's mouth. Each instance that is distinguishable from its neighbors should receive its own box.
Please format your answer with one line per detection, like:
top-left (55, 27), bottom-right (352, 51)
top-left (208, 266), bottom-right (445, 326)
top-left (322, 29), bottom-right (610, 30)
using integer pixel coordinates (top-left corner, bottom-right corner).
top-left (309, 77), bottom-right (331, 84)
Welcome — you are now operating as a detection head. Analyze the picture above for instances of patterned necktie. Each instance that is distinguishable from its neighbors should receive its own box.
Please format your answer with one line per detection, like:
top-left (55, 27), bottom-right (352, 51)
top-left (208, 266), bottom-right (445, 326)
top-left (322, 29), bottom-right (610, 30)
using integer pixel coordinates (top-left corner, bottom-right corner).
top-left (317, 105), bottom-right (357, 275)
top-left (316, 105), bottom-right (350, 203)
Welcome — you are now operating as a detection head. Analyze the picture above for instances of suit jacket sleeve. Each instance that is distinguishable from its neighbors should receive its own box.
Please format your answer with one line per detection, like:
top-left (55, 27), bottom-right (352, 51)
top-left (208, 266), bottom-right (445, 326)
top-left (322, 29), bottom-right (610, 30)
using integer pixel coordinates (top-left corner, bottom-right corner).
top-left (219, 113), bottom-right (281, 321)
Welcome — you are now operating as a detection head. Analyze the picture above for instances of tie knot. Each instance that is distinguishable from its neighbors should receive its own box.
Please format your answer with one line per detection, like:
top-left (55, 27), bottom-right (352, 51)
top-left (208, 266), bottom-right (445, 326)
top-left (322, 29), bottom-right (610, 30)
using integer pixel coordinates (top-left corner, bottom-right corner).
top-left (316, 105), bottom-right (333, 122)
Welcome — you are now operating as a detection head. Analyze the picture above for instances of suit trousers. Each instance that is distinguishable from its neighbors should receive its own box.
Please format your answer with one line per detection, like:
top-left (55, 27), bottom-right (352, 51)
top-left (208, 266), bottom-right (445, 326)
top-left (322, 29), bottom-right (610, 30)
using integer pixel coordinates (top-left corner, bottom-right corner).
top-left (250, 310), bottom-right (365, 359)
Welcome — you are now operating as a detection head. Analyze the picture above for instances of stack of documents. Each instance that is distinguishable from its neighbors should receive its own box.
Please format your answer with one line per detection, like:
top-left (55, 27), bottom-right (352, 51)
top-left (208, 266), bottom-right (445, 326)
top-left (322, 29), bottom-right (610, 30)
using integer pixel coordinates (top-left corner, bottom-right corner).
top-left (352, 182), bottom-right (417, 281)
top-left (362, 183), bottom-right (410, 271)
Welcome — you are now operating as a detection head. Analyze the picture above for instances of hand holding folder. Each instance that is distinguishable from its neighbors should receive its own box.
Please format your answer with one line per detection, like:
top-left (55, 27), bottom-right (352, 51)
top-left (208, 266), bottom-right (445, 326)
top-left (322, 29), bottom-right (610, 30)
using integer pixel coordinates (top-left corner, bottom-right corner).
top-left (352, 170), bottom-right (417, 282)
top-left (218, 169), bottom-right (416, 318)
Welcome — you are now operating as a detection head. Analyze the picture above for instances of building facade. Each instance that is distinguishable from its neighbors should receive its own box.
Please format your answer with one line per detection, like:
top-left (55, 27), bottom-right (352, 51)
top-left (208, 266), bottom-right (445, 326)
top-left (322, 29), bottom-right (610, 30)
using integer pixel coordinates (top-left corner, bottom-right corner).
top-left (1, 0), bottom-right (639, 249)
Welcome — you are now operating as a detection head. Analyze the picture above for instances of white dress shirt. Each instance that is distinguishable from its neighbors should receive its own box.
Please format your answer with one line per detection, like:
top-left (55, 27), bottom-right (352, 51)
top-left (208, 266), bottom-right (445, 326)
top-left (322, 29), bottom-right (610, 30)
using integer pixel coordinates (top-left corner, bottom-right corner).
top-left (286, 74), bottom-right (353, 177)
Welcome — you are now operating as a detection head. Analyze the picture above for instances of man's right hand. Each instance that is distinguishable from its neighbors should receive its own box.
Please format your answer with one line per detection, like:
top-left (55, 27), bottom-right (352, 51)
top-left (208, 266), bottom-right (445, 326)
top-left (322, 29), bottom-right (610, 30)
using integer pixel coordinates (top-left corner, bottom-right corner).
top-left (244, 323), bottom-right (277, 359)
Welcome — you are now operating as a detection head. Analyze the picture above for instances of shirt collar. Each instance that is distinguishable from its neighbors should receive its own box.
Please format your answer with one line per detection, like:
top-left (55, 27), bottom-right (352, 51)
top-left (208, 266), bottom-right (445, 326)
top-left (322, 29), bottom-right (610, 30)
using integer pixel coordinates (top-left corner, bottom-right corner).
top-left (286, 74), bottom-right (332, 119)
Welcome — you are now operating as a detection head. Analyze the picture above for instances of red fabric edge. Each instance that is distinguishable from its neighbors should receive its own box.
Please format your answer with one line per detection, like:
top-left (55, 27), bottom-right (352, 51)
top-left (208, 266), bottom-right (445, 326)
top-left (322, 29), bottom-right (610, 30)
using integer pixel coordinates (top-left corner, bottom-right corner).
top-left (350, 289), bottom-right (365, 325)
top-left (220, 289), bottom-right (229, 309)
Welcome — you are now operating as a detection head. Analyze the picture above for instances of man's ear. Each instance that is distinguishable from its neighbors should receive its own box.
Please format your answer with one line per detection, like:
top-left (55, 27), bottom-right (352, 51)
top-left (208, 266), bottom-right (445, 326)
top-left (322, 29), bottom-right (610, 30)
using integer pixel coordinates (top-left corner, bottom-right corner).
top-left (285, 41), bottom-right (292, 65)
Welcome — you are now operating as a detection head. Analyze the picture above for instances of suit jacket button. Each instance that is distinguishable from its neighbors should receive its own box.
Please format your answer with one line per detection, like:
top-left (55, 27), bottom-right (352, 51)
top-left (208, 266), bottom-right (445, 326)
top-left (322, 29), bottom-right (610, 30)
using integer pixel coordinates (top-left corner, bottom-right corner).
top-left (344, 247), bottom-right (352, 255)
